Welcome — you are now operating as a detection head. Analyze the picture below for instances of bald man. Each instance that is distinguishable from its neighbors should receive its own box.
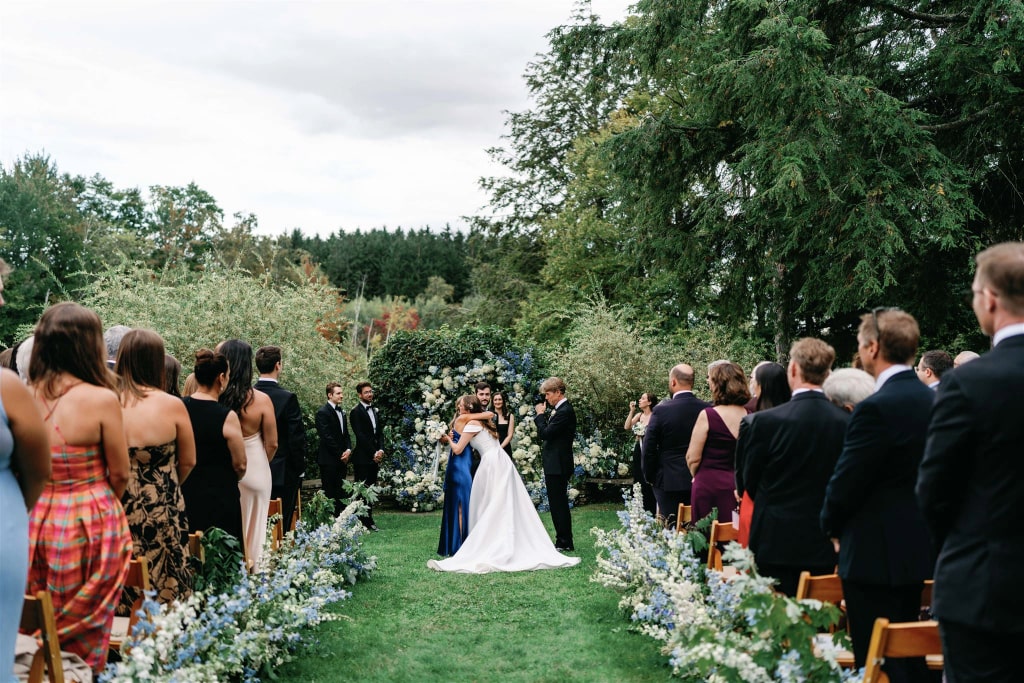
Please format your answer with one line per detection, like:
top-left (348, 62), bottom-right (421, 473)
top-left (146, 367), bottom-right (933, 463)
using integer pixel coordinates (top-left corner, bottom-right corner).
top-left (642, 364), bottom-right (710, 525)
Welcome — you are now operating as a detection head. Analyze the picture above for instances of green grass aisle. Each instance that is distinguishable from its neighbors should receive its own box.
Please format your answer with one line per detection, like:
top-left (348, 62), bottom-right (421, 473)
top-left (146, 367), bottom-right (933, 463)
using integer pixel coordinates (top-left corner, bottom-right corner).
top-left (276, 504), bottom-right (670, 682)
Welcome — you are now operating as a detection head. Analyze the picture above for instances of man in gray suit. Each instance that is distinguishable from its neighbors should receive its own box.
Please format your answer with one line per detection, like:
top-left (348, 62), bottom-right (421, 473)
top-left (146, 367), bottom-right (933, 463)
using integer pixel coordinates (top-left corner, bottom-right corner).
top-left (642, 364), bottom-right (709, 525)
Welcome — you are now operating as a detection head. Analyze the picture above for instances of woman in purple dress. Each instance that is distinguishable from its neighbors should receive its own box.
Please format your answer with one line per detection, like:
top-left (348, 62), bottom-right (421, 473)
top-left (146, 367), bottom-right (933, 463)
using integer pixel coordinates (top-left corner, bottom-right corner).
top-left (686, 362), bottom-right (751, 524)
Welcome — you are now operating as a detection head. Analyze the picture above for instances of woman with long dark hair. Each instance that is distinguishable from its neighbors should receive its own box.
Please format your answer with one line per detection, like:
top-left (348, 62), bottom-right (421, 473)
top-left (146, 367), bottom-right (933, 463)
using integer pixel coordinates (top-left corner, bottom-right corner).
top-left (491, 391), bottom-right (516, 458)
top-left (218, 339), bottom-right (277, 568)
top-left (624, 392), bottom-right (659, 515)
top-left (116, 329), bottom-right (196, 608)
top-left (26, 302), bottom-right (133, 672)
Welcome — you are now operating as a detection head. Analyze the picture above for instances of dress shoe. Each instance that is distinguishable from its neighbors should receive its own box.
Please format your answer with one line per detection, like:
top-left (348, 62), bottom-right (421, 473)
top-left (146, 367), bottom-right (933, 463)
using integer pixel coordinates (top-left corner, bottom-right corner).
top-left (555, 542), bottom-right (574, 551)
top-left (368, 524), bottom-right (380, 532)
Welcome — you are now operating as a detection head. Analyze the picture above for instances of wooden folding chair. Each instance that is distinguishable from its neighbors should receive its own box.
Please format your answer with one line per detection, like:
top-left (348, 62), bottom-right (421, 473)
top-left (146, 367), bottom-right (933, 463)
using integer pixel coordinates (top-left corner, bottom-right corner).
top-left (109, 557), bottom-right (152, 653)
top-left (290, 487), bottom-right (302, 531)
top-left (795, 571), bottom-right (854, 668)
top-left (20, 591), bottom-right (65, 683)
top-left (862, 618), bottom-right (944, 683)
top-left (674, 504), bottom-right (692, 532)
top-left (188, 530), bottom-right (205, 565)
top-left (268, 497), bottom-right (284, 551)
top-left (706, 520), bottom-right (739, 571)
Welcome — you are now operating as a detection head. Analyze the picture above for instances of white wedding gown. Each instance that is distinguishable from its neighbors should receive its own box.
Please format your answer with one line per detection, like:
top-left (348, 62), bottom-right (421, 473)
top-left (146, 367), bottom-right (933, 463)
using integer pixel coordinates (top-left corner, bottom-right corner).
top-left (427, 423), bottom-right (580, 573)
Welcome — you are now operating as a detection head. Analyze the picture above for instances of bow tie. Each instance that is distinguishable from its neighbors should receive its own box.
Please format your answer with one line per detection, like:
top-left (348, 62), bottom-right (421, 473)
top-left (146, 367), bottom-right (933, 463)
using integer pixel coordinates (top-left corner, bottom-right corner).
top-left (335, 405), bottom-right (344, 412)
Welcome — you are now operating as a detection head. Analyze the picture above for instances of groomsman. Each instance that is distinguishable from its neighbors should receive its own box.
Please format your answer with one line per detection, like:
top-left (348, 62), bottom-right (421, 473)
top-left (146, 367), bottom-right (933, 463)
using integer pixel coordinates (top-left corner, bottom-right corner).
top-left (255, 345), bottom-right (307, 531)
top-left (642, 364), bottom-right (709, 525)
top-left (919, 242), bottom-right (1024, 683)
top-left (350, 381), bottom-right (384, 531)
top-left (534, 377), bottom-right (576, 551)
top-left (316, 382), bottom-right (351, 517)
top-left (821, 308), bottom-right (934, 681)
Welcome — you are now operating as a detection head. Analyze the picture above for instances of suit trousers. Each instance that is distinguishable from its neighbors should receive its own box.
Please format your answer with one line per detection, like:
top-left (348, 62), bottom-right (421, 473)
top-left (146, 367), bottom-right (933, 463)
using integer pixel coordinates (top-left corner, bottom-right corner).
top-left (842, 579), bottom-right (931, 683)
top-left (319, 459), bottom-right (348, 517)
top-left (939, 619), bottom-right (1018, 683)
top-left (352, 460), bottom-right (378, 524)
top-left (653, 487), bottom-right (690, 526)
top-left (271, 474), bottom-right (302, 532)
top-left (545, 472), bottom-right (573, 546)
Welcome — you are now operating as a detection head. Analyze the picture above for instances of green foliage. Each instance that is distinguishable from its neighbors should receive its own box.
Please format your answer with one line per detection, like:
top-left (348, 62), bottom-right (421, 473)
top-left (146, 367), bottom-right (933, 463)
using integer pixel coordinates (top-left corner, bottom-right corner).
top-left (301, 490), bottom-right (337, 530)
top-left (192, 526), bottom-right (245, 595)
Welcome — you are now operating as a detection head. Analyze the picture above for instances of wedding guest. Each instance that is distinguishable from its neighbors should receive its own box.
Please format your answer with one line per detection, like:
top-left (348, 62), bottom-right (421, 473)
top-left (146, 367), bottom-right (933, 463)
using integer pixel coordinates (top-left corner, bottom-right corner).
top-left (0, 258), bottom-right (51, 673)
top-left (821, 309), bottom-right (934, 680)
top-left (734, 362), bottom-right (791, 546)
top-left (823, 368), bottom-right (875, 412)
top-left (919, 242), bottom-right (1024, 683)
top-left (103, 324), bottom-right (132, 370)
top-left (164, 353), bottom-right (182, 397)
top-left (316, 382), bottom-right (352, 517)
top-left (219, 339), bottom-right (277, 568)
top-left (181, 349), bottom-right (247, 542)
top-left (15, 335), bottom-right (34, 382)
top-left (952, 350), bottom-right (979, 367)
top-left (255, 345), bottom-right (306, 532)
top-left (492, 391), bottom-right (516, 458)
top-left (915, 350), bottom-right (952, 390)
top-left (182, 372), bottom-right (198, 397)
top-left (534, 377), bottom-right (577, 550)
top-left (350, 382), bottom-right (384, 531)
top-left (743, 361), bottom-right (771, 411)
top-left (643, 364), bottom-right (709, 526)
top-left (115, 329), bottom-right (197, 608)
top-left (687, 363), bottom-right (750, 524)
top-left (741, 339), bottom-right (849, 596)
top-left (0, 347), bottom-right (12, 369)
top-left (624, 392), bottom-right (659, 515)
top-left (27, 302), bottom-right (132, 672)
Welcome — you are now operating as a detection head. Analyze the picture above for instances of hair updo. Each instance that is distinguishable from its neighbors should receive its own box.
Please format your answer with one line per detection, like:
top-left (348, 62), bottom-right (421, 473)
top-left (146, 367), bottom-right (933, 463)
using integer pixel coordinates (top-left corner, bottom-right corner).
top-left (193, 348), bottom-right (228, 387)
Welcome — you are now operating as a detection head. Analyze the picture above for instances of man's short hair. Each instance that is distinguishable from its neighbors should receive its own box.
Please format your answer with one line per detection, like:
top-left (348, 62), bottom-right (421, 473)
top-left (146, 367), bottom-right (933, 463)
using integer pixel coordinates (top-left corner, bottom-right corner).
top-left (920, 350), bottom-right (953, 378)
top-left (823, 368), bottom-right (875, 410)
top-left (670, 364), bottom-right (694, 387)
top-left (104, 325), bottom-right (133, 361)
top-left (255, 345), bottom-right (282, 374)
top-left (326, 381), bottom-right (342, 397)
top-left (954, 350), bottom-right (979, 367)
top-left (540, 377), bottom-right (566, 394)
top-left (789, 338), bottom-right (836, 386)
top-left (858, 309), bottom-right (920, 365)
top-left (976, 242), bottom-right (1024, 316)
top-left (356, 381), bottom-right (372, 394)
top-left (474, 381), bottom-right (491, 392)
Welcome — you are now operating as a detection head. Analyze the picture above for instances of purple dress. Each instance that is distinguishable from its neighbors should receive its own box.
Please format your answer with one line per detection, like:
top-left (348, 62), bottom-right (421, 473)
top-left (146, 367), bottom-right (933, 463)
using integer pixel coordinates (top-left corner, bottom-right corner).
top-left (691, 407), bottom-right (746, 524)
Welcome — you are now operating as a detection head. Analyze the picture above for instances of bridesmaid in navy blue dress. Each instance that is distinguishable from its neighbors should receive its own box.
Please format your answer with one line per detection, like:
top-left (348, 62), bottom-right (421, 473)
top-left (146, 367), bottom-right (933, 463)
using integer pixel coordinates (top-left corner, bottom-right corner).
top-left (437, 427), bottom-right (473, 556)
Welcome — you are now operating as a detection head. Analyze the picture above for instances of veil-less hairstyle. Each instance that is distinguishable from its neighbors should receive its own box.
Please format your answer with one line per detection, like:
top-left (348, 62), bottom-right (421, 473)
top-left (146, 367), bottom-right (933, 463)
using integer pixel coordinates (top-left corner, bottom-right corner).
top-left (492, 391), bottom-right (510, 420)
top-left (193, 349), bottom-right (228, 388)
top-left (459, 394), bottom-right (498, 438)
top-left (165, 354), bottom-right (182, 397)
top-left (116, 329), bottom-right (167, 404)
top-left (218, 339), bottom-right (255, 416)
top-left (753, 362), bottom-right (791, 412)
top-left (29, 302), bottom-right (115, 395)
top-left (708, 362), bottom-right (750, 406)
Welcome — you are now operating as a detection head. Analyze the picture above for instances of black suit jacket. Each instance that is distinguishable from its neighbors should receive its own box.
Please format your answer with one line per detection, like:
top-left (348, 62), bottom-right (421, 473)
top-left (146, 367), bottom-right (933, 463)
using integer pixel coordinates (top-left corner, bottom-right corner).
top-left (642, 392), bottom-right (710, 492)
top-left (918, 334), bottom-right (1024, 632)
top-left (534, 400), bottom-right (577, 477)
top-left (316, 402), bottom-right (351, 466)
top-left (254, 379), bottom-right (306, 487)
top-left (349, 403), bottom-right (383, 466)
top-left (742, 391), bottom-right (849, 568)
top-left (821, 370), bottom-right (934, 584)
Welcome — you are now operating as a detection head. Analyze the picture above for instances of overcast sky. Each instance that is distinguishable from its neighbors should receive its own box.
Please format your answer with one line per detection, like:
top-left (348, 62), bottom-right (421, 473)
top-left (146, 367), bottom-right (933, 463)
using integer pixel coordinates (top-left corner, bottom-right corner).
top-left (0, 1), bottom-right (632, 237)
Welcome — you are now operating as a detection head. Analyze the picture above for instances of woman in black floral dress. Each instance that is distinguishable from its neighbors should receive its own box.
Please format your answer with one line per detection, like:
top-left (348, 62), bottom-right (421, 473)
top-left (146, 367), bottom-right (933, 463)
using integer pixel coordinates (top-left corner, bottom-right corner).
top-left (115, 329), bottom-right (197, 609)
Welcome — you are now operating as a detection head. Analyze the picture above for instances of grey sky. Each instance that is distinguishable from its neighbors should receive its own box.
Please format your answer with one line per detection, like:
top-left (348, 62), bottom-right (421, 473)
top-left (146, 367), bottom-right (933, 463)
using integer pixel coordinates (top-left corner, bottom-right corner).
top-left (1, 1), bottom-right (632, 236)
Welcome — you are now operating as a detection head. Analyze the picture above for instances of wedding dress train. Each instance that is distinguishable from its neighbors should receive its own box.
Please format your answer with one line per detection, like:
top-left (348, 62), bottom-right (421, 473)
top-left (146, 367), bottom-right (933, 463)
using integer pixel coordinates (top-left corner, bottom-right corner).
top-left (427, 423), bottom-right (580, 573)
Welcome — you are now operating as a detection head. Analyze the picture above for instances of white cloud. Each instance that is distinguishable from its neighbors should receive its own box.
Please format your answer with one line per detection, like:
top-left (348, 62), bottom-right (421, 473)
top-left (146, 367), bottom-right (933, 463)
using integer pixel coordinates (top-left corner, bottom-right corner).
top-left (0, 0), bottom-right (633, 236)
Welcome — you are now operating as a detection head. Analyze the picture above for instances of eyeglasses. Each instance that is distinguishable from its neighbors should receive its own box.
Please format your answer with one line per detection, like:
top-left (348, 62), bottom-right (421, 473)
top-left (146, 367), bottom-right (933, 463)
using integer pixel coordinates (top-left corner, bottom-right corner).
top-left (870, 306), bottom-right (901, 338)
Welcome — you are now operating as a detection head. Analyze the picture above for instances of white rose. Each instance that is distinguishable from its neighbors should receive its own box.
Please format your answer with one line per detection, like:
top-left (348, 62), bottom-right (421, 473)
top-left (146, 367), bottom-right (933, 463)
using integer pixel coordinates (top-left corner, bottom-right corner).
top-left (519, 405), bottom-right (529, 416)
top-left (617, 463), bottom-right (629, 476)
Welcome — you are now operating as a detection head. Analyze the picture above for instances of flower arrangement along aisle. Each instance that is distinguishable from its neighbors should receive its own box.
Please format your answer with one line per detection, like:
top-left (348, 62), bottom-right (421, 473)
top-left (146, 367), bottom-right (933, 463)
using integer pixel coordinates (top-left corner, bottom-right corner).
top-left (101, 496), bottom-right (376, 683)
top-left (591, 486), bottom-right (860, 682)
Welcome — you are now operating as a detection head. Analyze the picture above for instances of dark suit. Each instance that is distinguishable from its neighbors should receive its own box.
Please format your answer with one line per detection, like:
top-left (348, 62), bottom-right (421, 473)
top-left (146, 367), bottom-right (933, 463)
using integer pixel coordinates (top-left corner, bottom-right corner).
top-left (534, 399), bottom-right (576, 548)
top-left (642, 391), bottom-right (710, 521)
top-left (742, 391), bottom-right (849, 595)
top-left (821, 369), bottom-right (934, 679)
top-left (349, 402), bottom-right (383, 527)
top-left (316, 401), bottom-right (351, 517)
top-left (919, 334), bottom-right (1024, 682)
top-left (255, 379), bottom-right (307, 531)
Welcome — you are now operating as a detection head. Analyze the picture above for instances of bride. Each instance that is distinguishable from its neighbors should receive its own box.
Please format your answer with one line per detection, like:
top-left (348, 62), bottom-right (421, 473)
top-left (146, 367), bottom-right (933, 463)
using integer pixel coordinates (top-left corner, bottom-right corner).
top-left (427, 395), bottom-right (580, 573)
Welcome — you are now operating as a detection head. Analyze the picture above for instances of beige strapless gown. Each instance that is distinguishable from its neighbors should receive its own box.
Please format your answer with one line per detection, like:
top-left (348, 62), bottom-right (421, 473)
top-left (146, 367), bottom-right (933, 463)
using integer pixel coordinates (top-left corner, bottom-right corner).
top-left (238, 432), bottom-right (272, 568)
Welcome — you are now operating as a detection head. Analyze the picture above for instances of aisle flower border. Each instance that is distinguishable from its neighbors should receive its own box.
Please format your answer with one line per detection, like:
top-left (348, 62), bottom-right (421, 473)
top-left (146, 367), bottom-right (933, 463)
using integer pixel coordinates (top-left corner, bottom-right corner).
top-left (381, 352), bottom-right (624, 511)
top-left (101, 500), bottom-right (376, 683)
top-left (592, 487), bottom-right (862, 682)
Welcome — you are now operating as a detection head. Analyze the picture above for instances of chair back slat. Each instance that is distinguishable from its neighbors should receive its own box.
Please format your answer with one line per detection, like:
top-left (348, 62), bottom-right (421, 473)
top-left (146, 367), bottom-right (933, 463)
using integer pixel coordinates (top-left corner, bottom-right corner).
top-left (21, 591), bottom-right (65, 683)
top-left (862, 618), bottom-right (943, 683)
top-left (268, 497), bottom-right (284, 550)
top-left (795, 571), bottom-right (845, 604)
top-left (707, 521), bottom-right (739, 570)
top-left (675, 504), bottom-right (692, 532)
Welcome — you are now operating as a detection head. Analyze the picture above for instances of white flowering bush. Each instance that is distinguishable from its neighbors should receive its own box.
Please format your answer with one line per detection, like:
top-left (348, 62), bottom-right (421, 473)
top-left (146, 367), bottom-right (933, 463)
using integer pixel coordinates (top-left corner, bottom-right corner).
top-left (101, 501), bottom-right (376, 682)
top-left (592, 486), bottom-right (861, 683)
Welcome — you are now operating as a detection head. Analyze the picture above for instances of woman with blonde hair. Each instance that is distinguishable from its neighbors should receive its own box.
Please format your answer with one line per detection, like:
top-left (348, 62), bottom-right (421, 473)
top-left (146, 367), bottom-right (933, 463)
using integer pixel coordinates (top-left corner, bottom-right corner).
top-left (26, 302), bottom-right (132, 672)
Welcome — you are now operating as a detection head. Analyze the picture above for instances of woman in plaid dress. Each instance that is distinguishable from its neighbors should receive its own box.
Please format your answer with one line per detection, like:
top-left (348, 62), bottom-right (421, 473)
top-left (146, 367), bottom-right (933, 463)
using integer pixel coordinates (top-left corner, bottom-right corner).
top-left (26, 303), bottom-right (132, 672)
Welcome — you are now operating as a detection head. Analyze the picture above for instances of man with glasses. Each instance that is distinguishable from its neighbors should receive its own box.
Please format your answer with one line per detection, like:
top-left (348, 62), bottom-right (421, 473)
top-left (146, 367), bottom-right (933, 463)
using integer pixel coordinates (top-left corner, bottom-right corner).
top-left (914, 349), bottom-right (953, 390)
top-left (919, 242), bottom-right (1024, 683)
top-left (821, 308), bottom-right (934, 682)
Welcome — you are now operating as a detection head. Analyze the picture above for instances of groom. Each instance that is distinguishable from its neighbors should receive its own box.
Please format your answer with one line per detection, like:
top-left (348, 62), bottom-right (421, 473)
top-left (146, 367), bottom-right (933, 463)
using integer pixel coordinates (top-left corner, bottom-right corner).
top-left (534, 377), bottom-right (576, 551)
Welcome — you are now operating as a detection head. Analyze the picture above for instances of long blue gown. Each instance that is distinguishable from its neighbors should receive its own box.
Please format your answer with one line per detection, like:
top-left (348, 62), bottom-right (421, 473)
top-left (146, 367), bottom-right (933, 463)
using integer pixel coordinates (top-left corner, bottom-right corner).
top-left (0, 372), bottom-right (28, 677)
top-left (437, 431), bottom-right (473, 556)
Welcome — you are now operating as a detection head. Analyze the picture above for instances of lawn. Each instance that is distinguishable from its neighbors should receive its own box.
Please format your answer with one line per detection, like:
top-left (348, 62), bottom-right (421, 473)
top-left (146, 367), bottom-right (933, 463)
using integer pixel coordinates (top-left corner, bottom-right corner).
top-left (276, 504), bottom-right (671, 683)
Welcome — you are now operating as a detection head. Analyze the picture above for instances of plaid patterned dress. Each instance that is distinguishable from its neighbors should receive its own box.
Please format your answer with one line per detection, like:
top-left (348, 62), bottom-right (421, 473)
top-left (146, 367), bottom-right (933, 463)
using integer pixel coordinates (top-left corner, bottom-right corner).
top-left (27, 441), bottom-right (132, 670)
